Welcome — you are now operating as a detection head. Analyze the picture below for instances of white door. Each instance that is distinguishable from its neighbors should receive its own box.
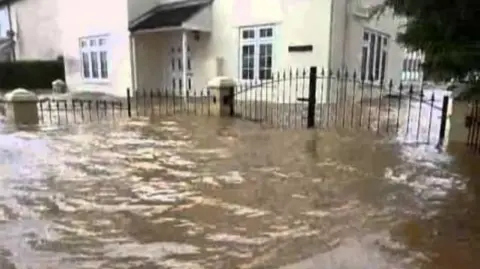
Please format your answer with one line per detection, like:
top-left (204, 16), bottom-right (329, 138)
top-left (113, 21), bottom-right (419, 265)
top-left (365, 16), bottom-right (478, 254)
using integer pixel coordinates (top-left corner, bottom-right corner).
top-left (169, 44), bottom-right (193, 95)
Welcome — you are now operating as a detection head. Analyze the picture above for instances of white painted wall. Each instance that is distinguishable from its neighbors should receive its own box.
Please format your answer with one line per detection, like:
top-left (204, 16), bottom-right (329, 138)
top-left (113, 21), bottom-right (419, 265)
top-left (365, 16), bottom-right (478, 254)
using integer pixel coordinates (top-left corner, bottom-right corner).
top-left (325, 0), bottom-right (406, 103)
top-left (133, 0), bottom-right (333, 103)
top-left (9, 0), bottom-right (63, 60)
top-left (60, 0), bottom-right (132, 96)
top-left (339, 0), bottom-right (406, 85)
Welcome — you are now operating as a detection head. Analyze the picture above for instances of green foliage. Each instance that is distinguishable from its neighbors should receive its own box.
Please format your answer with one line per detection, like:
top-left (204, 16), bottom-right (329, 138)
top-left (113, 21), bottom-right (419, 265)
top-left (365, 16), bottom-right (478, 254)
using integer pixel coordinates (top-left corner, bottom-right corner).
top-left (375, 0), bottom-right (480, 81)
top-left (0, 59), bottom-right (65, 91)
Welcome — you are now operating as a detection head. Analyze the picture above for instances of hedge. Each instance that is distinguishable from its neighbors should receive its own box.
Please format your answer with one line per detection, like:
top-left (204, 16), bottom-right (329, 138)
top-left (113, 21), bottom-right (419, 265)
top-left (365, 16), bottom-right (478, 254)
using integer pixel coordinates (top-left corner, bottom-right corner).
top-left (0, 59), bottom-right (65, 91)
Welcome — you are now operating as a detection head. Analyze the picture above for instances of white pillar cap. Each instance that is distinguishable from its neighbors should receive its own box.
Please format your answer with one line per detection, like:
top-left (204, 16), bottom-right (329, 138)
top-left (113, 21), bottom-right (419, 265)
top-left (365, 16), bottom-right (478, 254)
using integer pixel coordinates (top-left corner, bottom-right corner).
top-left (4, 88), bottom-right (38, 102)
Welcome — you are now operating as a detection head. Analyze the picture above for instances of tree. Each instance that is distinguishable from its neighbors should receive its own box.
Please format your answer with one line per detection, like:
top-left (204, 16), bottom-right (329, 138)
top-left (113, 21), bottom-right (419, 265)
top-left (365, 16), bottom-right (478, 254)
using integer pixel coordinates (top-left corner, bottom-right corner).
top-left (372, 0), bottom-right (480, 81)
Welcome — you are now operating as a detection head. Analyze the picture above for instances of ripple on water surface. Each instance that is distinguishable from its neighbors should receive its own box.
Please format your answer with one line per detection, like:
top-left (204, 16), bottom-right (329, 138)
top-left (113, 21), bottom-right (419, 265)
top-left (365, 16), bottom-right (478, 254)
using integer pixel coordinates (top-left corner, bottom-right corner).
top-left (0, 116), bottom-right (474, 269)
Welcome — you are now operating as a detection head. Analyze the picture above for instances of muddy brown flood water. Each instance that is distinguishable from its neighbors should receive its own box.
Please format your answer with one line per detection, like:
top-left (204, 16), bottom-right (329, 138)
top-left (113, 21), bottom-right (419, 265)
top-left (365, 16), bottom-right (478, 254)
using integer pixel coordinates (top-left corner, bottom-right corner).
top-left (0, 116), bottom-right (479, 269)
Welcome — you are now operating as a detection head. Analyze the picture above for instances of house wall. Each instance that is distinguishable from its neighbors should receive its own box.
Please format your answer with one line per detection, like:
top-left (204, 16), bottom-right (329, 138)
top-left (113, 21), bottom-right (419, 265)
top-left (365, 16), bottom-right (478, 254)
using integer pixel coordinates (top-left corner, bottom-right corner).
top-left (134, 0), bottom-right (333, 103)
top-left (327, 0), bottom-right (406, 103)
top-left (59, 0), bottom-right (132, 96)
top-left (342, 0), bottom-right (405, 85)
top-left (7, 0), bottom-right (62, 60)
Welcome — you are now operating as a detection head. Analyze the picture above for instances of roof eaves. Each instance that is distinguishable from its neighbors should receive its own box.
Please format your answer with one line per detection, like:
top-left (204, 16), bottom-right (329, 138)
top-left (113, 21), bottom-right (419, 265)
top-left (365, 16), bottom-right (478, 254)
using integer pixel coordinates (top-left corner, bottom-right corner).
top-left (129, 0), bottom-right (212, 29)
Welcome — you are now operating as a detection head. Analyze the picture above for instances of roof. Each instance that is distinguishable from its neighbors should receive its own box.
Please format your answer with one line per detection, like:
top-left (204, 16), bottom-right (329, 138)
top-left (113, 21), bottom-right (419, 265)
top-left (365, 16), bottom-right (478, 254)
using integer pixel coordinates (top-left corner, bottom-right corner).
top-left (129, 0), bottom-right (212, 32)
top-left (0, 0), bottom-right (20, 6)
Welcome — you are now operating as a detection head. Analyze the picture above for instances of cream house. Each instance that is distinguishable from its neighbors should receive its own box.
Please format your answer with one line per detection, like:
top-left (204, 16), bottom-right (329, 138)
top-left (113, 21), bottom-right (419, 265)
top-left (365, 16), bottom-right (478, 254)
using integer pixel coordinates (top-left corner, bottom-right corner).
top-left (60, 0), bottom-right (408, 100)
top-left (0, 0), bottom-right (62, 61)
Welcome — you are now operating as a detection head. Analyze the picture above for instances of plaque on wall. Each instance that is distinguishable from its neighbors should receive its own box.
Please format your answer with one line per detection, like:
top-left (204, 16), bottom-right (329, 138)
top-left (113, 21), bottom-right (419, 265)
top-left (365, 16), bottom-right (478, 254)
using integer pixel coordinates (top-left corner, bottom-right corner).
top-left (288, 45), bottom-right (313, 52)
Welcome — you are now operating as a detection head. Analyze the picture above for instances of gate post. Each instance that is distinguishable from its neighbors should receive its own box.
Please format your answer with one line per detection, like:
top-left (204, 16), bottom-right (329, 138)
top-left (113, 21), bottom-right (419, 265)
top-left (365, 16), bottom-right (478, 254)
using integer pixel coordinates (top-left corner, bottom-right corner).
top-left (4, 88), bottom-right (39, 125)
top-left (307, 66), bottom-right (317, 128)
top-left (207, 77), bottom-right (236, 117)
top-left (438, 95), bottom-right (451, 148)
top-left (126, 88), bottom-right (132, 117)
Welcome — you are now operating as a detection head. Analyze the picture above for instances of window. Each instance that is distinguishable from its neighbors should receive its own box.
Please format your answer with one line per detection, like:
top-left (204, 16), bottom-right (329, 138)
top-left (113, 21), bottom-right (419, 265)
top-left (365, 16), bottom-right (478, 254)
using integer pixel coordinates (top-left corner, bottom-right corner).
top-left (79, 35), bottom-right (109, 81)
top-left (360, 30), bottom-right (389, 82)
top-left (239, 25), bottom-right (274, 80)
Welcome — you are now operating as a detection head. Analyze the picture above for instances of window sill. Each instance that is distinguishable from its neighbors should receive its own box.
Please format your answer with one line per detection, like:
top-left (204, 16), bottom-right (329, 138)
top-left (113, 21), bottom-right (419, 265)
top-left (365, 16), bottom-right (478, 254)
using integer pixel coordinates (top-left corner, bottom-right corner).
top-left (82, 79), bottom-right (110, 85)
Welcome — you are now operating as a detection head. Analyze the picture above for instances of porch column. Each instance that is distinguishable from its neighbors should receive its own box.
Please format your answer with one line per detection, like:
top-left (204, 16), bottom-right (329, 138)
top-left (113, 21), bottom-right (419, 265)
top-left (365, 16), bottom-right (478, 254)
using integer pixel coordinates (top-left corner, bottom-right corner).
top-left (181, 30), bottom-right (188, 101)
top-left (129, 34), bottom-right (138, 91)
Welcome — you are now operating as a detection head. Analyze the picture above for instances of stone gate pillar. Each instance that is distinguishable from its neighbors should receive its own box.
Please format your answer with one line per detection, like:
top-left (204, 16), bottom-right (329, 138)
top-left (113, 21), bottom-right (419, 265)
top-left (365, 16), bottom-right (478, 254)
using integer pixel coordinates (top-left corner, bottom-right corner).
top-left (4, 88), bottom-right (39, 125)
top-left (207, 77), bottom-right (236, 117)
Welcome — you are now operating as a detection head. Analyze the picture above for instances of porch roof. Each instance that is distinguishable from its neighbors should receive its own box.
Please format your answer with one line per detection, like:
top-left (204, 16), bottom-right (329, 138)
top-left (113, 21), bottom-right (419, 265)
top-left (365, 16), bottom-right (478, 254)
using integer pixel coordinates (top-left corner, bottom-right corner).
top-left (129, 0), bottom-right (212, 33)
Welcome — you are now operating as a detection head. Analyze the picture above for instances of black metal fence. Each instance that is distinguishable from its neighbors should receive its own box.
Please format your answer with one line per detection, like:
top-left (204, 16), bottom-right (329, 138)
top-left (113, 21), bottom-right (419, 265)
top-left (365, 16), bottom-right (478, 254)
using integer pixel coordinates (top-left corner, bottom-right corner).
top-left (235, 66), bottom-right (449, 145)
top-left (0, 66), bottom-right (450, 145)
top-left (0, 98), bottom-right (127, 125)
top-left (466, 100), bottom-right (480, 152)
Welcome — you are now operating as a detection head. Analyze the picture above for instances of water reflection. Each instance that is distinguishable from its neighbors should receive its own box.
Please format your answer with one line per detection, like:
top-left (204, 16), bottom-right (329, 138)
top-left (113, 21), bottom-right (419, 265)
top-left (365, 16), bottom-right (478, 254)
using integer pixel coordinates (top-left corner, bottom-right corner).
top-left (0, 115), bottom-right (476, 269)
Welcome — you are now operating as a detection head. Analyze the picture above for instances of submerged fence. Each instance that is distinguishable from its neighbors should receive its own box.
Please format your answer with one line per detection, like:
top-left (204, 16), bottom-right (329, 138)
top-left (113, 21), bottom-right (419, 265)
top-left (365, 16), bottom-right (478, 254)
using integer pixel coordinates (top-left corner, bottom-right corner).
top-left (0, 66), bottom-right (450, 145)
top-left (466, 100), bottom-right (480, 152)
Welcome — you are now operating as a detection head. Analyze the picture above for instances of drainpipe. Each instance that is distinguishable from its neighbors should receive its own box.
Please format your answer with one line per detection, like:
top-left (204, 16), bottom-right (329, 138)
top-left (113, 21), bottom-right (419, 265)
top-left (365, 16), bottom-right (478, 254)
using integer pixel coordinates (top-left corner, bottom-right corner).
top-left (6, 1), bottom-right (15, 61)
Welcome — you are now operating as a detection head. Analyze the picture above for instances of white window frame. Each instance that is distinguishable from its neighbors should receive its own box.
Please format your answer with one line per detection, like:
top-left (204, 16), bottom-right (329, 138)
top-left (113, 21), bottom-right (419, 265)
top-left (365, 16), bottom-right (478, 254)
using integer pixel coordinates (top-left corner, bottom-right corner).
top-left (361, 30), bottom-right (389, 83)
top-left (239, 25), bottom-right (275, 81)
top-left (79, 35), bottom-right (110, 83)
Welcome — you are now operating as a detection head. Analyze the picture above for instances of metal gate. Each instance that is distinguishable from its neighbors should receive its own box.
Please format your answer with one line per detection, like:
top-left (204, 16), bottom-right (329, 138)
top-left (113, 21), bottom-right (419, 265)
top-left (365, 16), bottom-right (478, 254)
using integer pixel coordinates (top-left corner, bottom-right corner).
top-left (234, 66), bottom-right (450, 145)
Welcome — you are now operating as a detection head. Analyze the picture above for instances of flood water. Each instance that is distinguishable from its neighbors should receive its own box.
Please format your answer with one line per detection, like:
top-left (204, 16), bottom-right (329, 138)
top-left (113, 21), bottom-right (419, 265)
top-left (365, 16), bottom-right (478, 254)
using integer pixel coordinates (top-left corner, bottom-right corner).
top-left (0, 115), bottom-right (479, 269)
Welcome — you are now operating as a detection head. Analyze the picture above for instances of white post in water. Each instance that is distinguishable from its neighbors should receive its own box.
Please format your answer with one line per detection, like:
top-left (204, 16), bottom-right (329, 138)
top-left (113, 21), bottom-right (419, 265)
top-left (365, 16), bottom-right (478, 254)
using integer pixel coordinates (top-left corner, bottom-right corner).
top-left (4, 88), bottom-right (39, 125)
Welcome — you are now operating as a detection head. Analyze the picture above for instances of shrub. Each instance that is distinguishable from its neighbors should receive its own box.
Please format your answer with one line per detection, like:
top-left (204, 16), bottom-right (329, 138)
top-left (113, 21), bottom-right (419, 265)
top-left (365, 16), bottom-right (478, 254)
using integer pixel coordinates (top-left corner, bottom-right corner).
top-left (0, 59), bottom-right (65, 91)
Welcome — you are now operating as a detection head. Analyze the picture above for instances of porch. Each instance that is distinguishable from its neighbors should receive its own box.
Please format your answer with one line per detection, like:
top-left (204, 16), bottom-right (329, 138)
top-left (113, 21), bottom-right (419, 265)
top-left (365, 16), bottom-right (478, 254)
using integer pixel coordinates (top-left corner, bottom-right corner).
top-left (129, 0), bottom-right (215, 96)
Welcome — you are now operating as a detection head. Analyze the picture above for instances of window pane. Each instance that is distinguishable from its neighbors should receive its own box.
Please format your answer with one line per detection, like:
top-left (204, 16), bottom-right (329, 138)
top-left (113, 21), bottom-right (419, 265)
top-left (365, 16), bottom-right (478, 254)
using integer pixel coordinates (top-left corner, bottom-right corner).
top-left (82, 52), bottom-right (90, 78)
top-left (381, 51), bottom-right (387, 80)
top-left (178, 58), bottom-right (182, 71)
top-left (368, 34), bottom-right (376, 81)
top-left (248, 70), bottom-right (254, 80)
top-left (99, 38), bottom-right (106, 46)
top-left (80, 40), bottom-right (87, 48)
top-left (242, 30), bottom-right (254, 39)
top-left (259, 44), bottom-right (272, 80)
top-left (188, 78), bottom-right (192, 90)
top-left (172, 79), bottom-right (176, 90)
top-left (407, 59), bottom-right (413, 71)
top-left (90, 52), bottom-right (99, 78)
top-left (242, 70), bottom-right (249, 79)
top-left (187, 57), bottom-right (191, 70)
top-left (363, 32), bottom-right (369, 41)
top-left (402, 59), bottom-right (407, 71)
top-left (100, 51), bottom-right (108, 79)
top-left (259, 70), bottom-right (266, 80)
top-left (241, 45), bottom-right (254, 79)
top-left (171, 58), bottom-right (175, 71)
top-left (179, 79), bottom-right (183, 90)
top-left (375, 35), bottom-right (382, 80)
top-left (260, 28), bottom-right (273, 37)
top-left (89, 39), bottom-right (96, 46)
top-left (360, 46), bottom-right (367, 81)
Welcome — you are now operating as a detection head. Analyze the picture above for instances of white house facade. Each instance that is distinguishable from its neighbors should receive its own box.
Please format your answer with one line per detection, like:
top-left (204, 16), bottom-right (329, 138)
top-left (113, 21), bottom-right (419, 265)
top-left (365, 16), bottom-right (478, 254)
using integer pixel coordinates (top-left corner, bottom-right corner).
top-left (0, 0), bottom-right (63, 61)
top-left (60, 0), bottom-right (408, 100)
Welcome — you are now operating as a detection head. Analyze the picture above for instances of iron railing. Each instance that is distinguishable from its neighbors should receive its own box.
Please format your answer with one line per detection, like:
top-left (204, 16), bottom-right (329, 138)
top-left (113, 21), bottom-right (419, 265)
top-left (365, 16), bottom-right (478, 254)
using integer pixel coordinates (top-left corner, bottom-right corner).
top-left (0, 66), bottom-right (450, 145)
top-left (467, 100), bottom-right (480, 151)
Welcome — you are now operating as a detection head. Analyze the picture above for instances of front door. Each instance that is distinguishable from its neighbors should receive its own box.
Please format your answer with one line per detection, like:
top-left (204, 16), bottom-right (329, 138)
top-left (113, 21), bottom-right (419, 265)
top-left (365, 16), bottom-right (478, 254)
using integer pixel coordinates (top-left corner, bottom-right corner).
top-left (169, 44), bottom-right (193, 95)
